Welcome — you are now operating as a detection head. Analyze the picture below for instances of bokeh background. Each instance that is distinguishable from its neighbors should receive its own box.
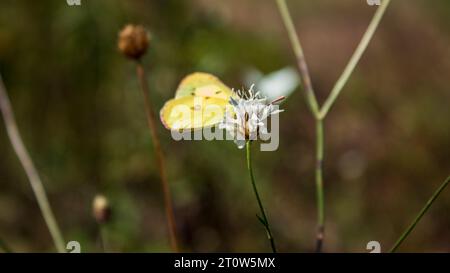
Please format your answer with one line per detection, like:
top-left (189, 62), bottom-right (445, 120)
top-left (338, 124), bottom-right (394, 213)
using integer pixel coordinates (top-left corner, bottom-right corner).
top-left (0, 0), bottom-right (449, 252)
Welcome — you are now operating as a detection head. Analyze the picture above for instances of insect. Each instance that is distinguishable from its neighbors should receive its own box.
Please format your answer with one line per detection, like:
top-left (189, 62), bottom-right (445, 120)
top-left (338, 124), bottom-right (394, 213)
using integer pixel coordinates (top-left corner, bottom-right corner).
top-left (160, 72), bottom-right (234, 131)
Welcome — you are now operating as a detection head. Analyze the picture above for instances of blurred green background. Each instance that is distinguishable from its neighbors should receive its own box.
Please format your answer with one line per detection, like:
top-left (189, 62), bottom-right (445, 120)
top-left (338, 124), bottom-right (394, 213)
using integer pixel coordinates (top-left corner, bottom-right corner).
top-left (0, 0), bottom-right (449, 252)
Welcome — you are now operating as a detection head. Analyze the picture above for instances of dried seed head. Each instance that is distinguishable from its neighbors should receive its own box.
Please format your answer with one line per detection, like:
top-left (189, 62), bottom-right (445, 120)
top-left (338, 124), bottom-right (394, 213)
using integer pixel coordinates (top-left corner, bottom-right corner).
top-left (118, 24), bottom-right (150, 60)
top-left (92, 194), bottom-right (111, 224)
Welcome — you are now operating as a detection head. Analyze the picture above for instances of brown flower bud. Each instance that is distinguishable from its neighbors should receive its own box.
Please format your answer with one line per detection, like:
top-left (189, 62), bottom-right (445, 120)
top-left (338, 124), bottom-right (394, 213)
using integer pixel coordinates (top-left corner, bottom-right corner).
top-left (118, 24), bottom-right (150, 60)
top-left (92, 195), bottom-right (111, 224)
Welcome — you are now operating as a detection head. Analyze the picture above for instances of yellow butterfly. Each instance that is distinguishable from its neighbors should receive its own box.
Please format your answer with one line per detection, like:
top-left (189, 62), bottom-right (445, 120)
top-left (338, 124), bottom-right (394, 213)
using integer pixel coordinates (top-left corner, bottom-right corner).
top-left (160, 72), bottom-right (234, 130)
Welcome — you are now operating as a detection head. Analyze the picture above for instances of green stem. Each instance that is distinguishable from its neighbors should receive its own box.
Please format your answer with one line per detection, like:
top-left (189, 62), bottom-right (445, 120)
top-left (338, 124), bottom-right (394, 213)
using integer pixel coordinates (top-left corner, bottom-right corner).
top-left (246, 141), bottom-right (277, 253)
top-left (275, 0), bottom-right (325, 252)
top-left (319, 0), bottom-right (391, 118)
top-left (275, 0), bottom-right (320, 118)
top-left (315, 119), bottom-right (325, 252)
top-left (0, 74), bottom-right (65, 253)
top-left (275, 0), bottom-right (391, 252)
top-left (390, 175), bottom-right (450, 252)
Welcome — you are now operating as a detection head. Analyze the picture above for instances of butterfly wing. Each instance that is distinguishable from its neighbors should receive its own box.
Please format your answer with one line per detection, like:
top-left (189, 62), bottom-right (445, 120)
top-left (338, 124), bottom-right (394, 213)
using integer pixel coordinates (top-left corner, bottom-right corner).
top-left (160, 72), bottom-right (233, 130)
top-left (160, 96), bottom-right (229, 130)
top-left (174, 72), bottom-right (233, 100)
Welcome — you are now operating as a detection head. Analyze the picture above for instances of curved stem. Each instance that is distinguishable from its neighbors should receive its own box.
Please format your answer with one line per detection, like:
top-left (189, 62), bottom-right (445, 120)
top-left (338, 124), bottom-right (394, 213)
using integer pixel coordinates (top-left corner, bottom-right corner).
top-left (246, 141), bottom-right (277, 253)
top-left (135, 62), bottom-right (179, 252)
top-left (0, 74), bottom-right (65, 253)
top-left (390, 175), bottom-right (450, 252)
top-left (315, 119), bottom-right (325, 252)
top-left (319, 0), bottom-right (391, 118)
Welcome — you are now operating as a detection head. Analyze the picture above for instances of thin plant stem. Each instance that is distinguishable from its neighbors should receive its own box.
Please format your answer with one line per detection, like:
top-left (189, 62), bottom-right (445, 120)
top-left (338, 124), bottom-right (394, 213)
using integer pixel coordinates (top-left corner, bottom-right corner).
top-left (275, 0), bottom-right (391, 252)
top-left (135, 62), bottom-right (179, 252)
top-left (246, 141), bottom-right (277, 253)
top-left (390, 175), bottom-right (450, 253)
top-left (319, 0), bottom-right (391, 118)
top-left (315, 119), bottom-right (324, 252)
top-left (0, 74), bottom-right (65, 253)
top-left (275, 0), bottom-right (320, 118)
top-left (275, 0), bottom-right (325, 252)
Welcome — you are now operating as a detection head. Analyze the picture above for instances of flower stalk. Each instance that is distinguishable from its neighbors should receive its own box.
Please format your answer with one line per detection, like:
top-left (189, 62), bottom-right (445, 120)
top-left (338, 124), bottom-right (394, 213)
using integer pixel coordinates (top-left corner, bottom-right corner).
top-left (275, 0), bottom-right (391, 252)
top-left (92, 194), bottom-right (111, 252)
top-left (246, 141), bottom-right (277, 253)
top-left (319, 0), bottom-right (391, 118)
top-left (136, 62), bottom-right (179, 252)
top-left (314, 118), bottom-right (324, 252)
top-left (118, 24), bottom-right (179, 252)
top-left (0, 73), bottom-right (65, 253)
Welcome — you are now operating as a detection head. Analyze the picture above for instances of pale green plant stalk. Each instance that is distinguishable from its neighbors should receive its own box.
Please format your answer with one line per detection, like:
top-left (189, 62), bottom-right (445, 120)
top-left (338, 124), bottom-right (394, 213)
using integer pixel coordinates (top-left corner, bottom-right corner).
top-left (246, 141), bottom-right (277, 253)
top-left (275, 0), bottom-right (391, 252)
top-left (0, 73), bottom-right (65, 253)
top-left (319, 0), bottom-right (391, 118)
top-left (390, 175), bottom-right (450, 252)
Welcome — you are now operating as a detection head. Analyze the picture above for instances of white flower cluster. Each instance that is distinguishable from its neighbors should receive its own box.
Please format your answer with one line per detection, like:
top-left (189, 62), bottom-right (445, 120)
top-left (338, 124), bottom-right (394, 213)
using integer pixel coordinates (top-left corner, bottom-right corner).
top-left (219, 85), bottom-right (284, 149)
